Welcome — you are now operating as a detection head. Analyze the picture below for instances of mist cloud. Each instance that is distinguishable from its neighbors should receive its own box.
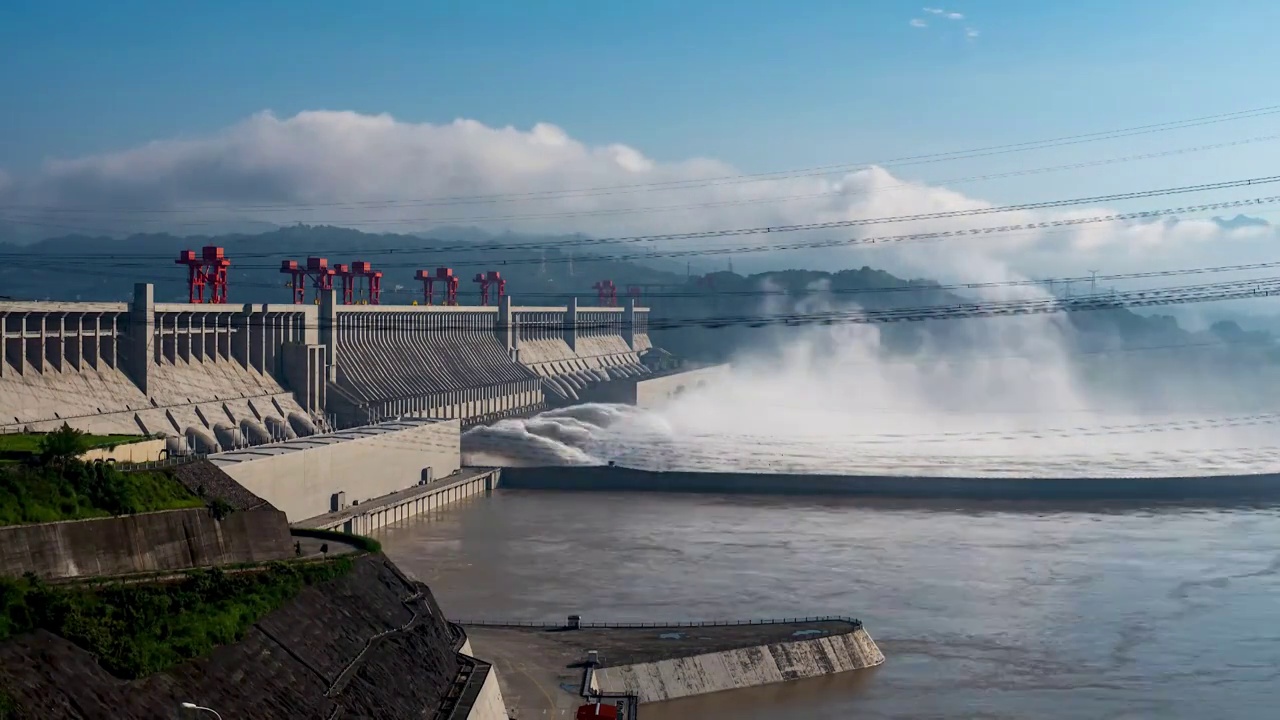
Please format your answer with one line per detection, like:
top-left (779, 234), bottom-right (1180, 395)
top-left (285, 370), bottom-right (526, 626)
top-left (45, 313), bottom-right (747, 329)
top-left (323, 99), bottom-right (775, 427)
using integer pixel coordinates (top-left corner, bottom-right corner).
top-left (463, 279), bottom-right (1280, 476)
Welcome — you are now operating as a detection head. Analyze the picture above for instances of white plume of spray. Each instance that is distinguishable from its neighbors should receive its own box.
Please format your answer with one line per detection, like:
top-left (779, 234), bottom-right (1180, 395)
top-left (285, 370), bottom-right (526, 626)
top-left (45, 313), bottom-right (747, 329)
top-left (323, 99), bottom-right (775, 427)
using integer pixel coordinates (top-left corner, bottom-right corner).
top-left (463, 250), bottom-right (1280, 477)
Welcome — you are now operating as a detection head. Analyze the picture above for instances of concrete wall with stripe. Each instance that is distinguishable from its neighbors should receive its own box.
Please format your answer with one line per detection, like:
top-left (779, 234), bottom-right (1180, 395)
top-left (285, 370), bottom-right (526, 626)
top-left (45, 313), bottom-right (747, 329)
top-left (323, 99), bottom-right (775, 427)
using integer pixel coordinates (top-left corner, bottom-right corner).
top-left (592, 627), bottom-right (884, 704)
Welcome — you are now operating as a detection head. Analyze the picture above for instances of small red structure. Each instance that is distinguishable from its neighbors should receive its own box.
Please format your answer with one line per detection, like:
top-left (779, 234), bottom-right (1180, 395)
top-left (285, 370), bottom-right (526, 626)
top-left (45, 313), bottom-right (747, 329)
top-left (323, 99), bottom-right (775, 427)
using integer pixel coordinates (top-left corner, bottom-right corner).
top-left (415, 267), bottom-right (459, 306)
top-left (333, 261), bottom-right (382, 305)
top-left (175, 246), bottom-right (230, 304)
top-left (592, 279), bottom-right (618, 307)
top-left (576, 703), bottom-right (619, 720)
top-left (472, 270), bottom-right (506, 306)
top-left (351, 261), bottom-right (383, 305)
top-left (280, 260), bottom-right (305, 303)
top-left (280, 257), bottom-right (337, 304)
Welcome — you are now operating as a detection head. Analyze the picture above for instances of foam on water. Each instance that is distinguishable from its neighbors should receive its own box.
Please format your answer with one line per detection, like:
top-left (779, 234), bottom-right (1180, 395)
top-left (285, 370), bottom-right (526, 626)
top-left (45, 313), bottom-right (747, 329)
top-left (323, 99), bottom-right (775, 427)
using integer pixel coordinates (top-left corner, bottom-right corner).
top-left (462, 401), bottom-right (1280, 478)
top-left (465, 278), bottom-right (1280, 479)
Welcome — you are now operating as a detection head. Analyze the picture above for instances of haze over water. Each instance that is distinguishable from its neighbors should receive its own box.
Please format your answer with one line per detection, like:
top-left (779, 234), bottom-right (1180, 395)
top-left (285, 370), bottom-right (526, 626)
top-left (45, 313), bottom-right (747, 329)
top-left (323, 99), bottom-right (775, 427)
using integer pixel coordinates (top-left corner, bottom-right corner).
top-left (381, 491), bottom-right (1280, 720)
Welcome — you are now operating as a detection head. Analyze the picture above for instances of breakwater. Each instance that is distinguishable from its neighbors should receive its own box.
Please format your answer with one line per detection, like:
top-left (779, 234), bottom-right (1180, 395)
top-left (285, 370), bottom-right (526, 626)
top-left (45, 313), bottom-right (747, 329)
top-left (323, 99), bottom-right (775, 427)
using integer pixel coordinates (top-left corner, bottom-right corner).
top-left (460, 616), bottom-right (882, 712)
top-left (590, 622), bottom-right (883, 704)
top-left (499, 465), bottom-right (1280, 500)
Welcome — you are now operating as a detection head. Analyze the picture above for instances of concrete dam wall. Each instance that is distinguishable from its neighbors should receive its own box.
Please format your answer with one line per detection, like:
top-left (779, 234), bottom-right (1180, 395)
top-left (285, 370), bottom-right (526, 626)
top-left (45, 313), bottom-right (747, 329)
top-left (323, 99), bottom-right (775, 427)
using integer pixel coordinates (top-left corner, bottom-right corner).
top-left (0, 287), bottom-right (322, 447)
top-left (4, 282), bottom-right (683, 445)
top-left (499, 465), bottom-right (1280, 500)
top-left (326, 305), bottom-right (544, 427)
top-left (570, 362), bottom-right (730, 406)
top-left (0, 506), bottom-right (293, 579)
top-left (509, 300), bottom-right (651, 407)
top-left (592, 626), bottom-right (884, 704)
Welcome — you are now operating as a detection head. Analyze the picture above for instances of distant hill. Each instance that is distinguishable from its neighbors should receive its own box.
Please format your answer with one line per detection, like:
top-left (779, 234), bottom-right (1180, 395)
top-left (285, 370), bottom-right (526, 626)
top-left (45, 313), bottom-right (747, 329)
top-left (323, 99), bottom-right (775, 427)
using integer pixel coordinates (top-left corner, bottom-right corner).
top-left (1212, 214), bottom-right (1271, 231)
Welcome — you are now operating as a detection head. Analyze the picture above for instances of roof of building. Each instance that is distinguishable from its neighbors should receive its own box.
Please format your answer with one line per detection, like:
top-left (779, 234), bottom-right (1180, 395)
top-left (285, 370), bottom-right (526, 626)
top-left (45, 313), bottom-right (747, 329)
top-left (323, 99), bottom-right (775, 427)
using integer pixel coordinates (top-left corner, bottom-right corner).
top-left (209, 417), bottom-right (451, 465)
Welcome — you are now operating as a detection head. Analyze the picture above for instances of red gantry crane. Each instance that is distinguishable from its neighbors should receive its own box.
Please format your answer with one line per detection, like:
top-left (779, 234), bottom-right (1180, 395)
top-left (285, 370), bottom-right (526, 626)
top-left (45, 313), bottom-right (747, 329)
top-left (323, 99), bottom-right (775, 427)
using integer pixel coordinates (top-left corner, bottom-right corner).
top-left (415, 267), bottom-right (460, 306)
top-left (279, 256), bottom-right (337, 304)
top-left (175, 245), bottom-right (230, 304)
top-left (592, 279), bottom-right (618, 307)
top-left (472, 270), bottom-right (506, 306)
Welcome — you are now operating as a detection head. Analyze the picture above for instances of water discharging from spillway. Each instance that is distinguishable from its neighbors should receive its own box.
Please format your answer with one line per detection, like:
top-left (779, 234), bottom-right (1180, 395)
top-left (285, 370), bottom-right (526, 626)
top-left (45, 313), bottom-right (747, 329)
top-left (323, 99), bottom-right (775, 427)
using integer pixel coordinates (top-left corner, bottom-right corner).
top-left (465, 285), bottom-right (1280, 479)
top-left (461, 400), bottom-right (1280, 478)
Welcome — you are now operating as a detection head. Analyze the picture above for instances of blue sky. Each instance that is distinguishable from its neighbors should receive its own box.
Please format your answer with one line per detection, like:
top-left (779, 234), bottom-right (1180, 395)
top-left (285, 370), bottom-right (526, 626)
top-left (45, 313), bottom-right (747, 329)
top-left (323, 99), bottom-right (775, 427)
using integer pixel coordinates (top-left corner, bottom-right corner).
top-left (3, 0), bottom-right (1280, 199)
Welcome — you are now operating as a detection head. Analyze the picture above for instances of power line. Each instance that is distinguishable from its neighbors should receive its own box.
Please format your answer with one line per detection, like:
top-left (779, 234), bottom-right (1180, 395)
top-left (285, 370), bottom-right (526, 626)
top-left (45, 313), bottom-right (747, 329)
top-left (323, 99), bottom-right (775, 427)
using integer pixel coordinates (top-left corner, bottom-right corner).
top-left (4, 275), bottom-right (1276, 331)
top-left (5, 103), bottom-right (1280, 215)
top-left (5, 175), bottom-right (1280, 263)
top-left (10, 252), bottom-right (1280, 304)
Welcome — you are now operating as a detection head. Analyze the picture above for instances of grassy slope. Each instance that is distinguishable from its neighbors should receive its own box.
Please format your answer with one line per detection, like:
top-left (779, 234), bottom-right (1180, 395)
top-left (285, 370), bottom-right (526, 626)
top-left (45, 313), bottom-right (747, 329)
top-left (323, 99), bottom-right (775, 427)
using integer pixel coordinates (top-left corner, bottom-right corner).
top-left (0, 433), bottom-right (149, 455)
top-left (0, 465), bottom-right (203, 526)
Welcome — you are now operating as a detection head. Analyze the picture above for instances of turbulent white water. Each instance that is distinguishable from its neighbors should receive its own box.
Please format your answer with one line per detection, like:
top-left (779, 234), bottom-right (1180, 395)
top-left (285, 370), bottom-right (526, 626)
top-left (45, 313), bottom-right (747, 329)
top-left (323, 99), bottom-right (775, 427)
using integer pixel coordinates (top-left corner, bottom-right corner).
top-left (464, 279), bottom-right (1280, 479)
top-left (461, 402), bottom-right (1280, 478)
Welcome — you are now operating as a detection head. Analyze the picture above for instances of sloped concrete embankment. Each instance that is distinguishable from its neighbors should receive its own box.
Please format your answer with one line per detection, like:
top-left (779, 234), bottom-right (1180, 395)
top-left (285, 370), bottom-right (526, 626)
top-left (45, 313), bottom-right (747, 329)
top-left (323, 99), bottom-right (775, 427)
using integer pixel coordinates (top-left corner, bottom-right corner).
top-left (592, 627), bottom-right (884, 704)
top-left (0, 555), bottom-right (467, 719)
top-left (0, 506), bottom-right (293, 580)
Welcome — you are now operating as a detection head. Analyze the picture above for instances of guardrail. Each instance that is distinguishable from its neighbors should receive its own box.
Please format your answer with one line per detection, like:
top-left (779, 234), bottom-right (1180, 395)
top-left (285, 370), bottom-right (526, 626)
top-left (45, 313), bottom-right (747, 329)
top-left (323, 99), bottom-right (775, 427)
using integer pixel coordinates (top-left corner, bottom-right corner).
top-left (433, 652), bottom-right (496, 720)
top-left (116, 453), bottom-right (207, 472)
top-left (453, 615), bottom-right (863, 630)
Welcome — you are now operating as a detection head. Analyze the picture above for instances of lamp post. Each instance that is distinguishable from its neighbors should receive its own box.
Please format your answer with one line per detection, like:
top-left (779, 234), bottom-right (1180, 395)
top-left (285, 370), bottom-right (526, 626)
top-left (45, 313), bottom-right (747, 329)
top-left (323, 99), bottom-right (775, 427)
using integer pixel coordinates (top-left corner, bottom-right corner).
top-left (181, 702), bottom-right (223, 719)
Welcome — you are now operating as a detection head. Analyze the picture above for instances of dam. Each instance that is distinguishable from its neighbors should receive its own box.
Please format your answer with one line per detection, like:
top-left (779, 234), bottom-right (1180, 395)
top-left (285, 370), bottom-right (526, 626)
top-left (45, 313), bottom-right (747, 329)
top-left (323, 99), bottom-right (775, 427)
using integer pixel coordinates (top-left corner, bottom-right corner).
top-left (0, 270), bottom-right (890, 717)
top-left (0, 282), bottom-right (667, 439)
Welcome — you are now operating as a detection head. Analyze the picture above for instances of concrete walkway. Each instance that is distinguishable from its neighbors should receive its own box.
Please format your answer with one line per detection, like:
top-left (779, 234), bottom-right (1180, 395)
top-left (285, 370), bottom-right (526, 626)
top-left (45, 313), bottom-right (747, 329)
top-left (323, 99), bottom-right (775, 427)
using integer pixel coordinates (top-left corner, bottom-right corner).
top-left (292, 467), bottom-right (498, 530)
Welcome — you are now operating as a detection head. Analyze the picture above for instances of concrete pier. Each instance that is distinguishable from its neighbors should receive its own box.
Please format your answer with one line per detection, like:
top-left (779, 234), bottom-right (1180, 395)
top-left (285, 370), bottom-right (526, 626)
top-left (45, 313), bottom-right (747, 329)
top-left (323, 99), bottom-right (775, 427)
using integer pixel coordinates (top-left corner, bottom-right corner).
top-left (295, 467), bottom-right (501, 534)
top-left (459, 617), bottom-right (883, 712)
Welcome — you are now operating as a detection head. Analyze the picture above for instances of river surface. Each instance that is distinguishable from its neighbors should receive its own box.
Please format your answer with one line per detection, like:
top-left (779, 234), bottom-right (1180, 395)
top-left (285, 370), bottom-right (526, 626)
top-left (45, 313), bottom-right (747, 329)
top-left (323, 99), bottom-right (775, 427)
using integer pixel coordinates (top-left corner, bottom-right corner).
top-left (379, 489), bottom-right (1280, 720)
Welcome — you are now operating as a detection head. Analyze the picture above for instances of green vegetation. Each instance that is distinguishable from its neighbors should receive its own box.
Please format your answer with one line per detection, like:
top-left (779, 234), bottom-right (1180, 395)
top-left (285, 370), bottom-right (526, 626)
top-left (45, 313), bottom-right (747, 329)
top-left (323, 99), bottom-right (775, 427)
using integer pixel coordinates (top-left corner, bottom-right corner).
top-left (0, 428), bottom-right (150, 457)
top-left (0, 425), bottom-right (202, 526)
top-left (290, 527), bottom-right (383, 553)
top-left (0, 559), bottom-right (353, 679)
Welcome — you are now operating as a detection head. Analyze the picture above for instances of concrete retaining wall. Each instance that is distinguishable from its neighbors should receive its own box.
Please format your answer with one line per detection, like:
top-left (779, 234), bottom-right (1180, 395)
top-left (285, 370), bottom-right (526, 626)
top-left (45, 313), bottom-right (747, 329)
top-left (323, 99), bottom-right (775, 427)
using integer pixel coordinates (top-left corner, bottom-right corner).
top-left (0, 507), bottom-right (292, 579)
top-left (592, 627), bottom-right (884, 704)
top-left (466, 666), bottom-right (510, 720)
top-left (565, 364), bottom-right (731, 407)
top-left (78, 438), bottom-right (167, 463)
top-left (212, 418), bottom-right (462, 522)
top-left (632, 364), bottom-right (730, 408)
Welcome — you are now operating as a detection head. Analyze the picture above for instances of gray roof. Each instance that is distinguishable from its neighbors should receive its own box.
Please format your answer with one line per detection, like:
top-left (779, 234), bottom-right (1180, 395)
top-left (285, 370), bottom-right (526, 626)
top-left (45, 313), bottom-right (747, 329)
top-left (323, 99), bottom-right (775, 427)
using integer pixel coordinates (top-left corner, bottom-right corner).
top-left (210, 418), bottom-right (450, 465)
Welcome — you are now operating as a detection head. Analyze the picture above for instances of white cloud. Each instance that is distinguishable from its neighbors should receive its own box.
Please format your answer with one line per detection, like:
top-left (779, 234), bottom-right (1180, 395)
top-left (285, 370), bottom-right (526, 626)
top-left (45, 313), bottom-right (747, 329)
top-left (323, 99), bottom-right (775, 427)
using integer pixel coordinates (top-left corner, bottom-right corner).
top-left (947, 12), bottom-right (965, 19)
top-left (966, 27), bottom-right (980, 38)
top-left (910, 18), bottom-right (927, 27)
top-left (924, 7), bottom-right (945, 13)
top-left (0, 110), bottom-right (1273, 286)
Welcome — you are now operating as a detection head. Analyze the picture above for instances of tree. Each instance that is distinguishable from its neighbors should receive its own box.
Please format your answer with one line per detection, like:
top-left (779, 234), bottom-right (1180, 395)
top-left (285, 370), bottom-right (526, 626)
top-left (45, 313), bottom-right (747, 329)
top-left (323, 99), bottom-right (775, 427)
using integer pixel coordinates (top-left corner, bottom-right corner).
top-left (38, 424), bottom-right (88, 466)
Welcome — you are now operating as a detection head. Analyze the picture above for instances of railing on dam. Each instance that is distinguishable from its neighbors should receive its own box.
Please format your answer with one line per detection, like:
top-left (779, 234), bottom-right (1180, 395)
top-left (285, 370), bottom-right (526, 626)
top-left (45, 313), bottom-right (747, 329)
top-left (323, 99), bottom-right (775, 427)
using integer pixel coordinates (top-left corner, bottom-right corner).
top-left (454, 616), bottom-right (863, 630)
top-left (115, 453), bottom-right (209, 471)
